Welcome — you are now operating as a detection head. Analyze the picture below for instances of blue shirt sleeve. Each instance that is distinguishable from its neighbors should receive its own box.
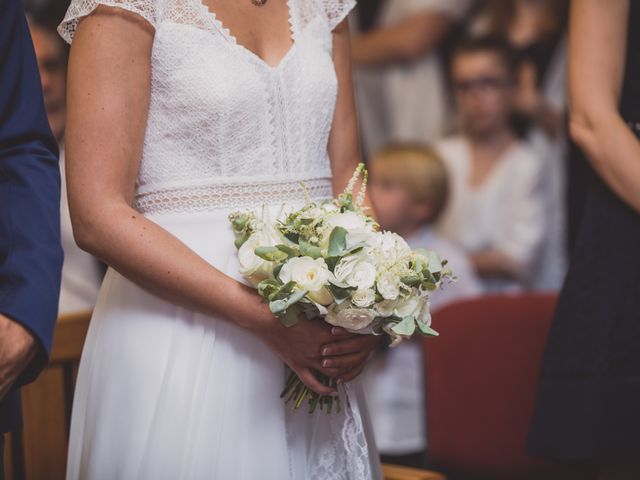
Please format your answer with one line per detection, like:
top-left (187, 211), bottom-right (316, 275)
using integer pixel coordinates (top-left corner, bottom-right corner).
top-left (0, 0), bottom-right (64, 385)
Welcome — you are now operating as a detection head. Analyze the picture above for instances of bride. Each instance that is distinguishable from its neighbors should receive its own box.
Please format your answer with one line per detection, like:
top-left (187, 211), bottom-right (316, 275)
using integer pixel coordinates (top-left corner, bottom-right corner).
top-left (58, 0), bottom-right (383, 478)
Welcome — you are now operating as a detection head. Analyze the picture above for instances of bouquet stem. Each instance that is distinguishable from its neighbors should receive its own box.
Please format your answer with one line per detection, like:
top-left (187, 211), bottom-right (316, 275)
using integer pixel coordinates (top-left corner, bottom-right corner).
top-left (280, 370), bottom-right (341, 414)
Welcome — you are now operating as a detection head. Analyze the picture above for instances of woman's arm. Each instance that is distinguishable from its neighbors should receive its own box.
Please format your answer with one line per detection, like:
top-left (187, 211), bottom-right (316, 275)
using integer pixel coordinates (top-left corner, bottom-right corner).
top-left (351, 11), bottom-right (454, 67)
top-left (65, 6), bottom-right (363, 393)
top-left (568, 0), bottom-right (640, 213)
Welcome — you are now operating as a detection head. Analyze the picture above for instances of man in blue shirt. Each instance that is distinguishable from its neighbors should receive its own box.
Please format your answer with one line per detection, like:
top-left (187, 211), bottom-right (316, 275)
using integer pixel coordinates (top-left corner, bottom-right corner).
top-left (0, 0), bottom-right (63, 473)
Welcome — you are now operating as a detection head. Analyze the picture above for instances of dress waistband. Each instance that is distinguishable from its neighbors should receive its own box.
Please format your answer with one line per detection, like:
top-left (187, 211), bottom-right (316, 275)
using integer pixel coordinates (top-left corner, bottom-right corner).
top-left (134, 177), bottom-right (334, 215)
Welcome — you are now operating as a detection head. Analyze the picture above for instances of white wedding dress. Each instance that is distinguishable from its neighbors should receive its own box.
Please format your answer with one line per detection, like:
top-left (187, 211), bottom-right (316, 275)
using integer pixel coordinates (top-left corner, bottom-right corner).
top-left (58, 0), bottom-right (382, 478)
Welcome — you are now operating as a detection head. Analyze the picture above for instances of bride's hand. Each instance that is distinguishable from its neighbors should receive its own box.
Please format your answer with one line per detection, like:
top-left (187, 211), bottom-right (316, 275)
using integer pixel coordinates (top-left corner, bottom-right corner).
top-left (232, 286), bottom-right (376, 394)
top-left (320, 328), bottom-right (381, 383)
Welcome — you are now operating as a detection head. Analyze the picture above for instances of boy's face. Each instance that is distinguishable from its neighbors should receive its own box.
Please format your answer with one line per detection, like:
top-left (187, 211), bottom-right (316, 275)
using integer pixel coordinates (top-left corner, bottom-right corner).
top-left (370, 177), bottom-right (431, 233)
top-left (451, 51), bottom-right (514, 138)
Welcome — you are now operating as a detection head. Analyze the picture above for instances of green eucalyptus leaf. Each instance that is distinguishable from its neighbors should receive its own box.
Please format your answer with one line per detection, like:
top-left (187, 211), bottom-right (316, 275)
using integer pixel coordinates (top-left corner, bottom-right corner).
top-left (421, 281), bottom-right (438, 291)
top-left (418, 324), bottom-right (439, 337)
top-left (257, 279), bottom-right (281, 300)
top-left (276, 244), bottom-right (299, 258)
top-left (284, 232), bottom-right (299, 243)
top-left (278, 281), bottom-right (296, 296)
top-left (400, 274), bottom-right (421, 287)
top-left (254, 246), bottom-right (288, 262)
top-left (299, 239), bottom-right (323, 259)
top-left (328, 226), bottom-right (348, 257)
top-left (280, 304), bottom-right (302, 327)
top-left (233, 231), bottom-right (250, 249)
top-left (270, 289), bottom-right (308, 315)
top-left (391, 316), bottom-right (416, 336)
top-left (328, 283), bottom-right (351, 302)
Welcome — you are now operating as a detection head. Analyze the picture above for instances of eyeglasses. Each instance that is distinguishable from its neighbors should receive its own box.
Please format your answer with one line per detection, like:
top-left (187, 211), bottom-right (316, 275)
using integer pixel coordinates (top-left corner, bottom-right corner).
top-left (452, 76), bottom-right (512, 95)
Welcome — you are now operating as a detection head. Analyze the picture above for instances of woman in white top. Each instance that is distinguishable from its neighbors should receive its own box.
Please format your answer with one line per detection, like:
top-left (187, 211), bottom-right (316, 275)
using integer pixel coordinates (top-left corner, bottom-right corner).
top-left (57, 0), bottom-right (383, 478)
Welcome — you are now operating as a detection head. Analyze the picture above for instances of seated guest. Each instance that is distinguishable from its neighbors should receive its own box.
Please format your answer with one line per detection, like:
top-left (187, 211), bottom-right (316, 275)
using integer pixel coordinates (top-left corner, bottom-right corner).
top-left (28, 19), bottom-right (104, 314)
top-left (436, 36), bottom-right (546, 293)
top-left (364, 144), bottom-right (481, 469)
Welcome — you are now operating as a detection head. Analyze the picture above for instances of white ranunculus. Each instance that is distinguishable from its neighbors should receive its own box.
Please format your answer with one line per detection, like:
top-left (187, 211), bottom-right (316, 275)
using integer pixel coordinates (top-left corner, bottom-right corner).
top-left (325, 303), bottom-right (377, 332)
top-left (351, 288), bottom-right (375, 308)
top-left (238, 228), bottom-right (281, 285)
top-left (334, 255), bottom-right (377, 290)
top-left (376, 270), bottom-right (401, 300)
top-left (374, 298), bottom-right (398, 317)
top-left (278, 256), bottom-right (333, 300)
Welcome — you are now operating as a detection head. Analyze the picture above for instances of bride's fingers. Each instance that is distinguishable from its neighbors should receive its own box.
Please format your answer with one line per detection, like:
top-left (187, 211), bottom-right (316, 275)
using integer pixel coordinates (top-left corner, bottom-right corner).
top-left (321, 335), bottom-right (379, 357)
top-left (321, 351), bottom-right (366, 370)
top-left (296, 367), bottom-right (336, 395)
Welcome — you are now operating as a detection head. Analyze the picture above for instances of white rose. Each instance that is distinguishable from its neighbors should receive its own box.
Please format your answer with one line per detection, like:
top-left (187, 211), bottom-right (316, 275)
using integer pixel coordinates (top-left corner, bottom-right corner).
top-left (325, 303), bottom-right (377, 332)
top-left (351, 288), bottom-right (375, 308)
top-left (278, 257), bottom-right (333, 302)
top-left (238, 229), bottom-right (280, 285)
top-left (376, 271), bottom-right (401, 300)
top-left (334, 255), bottom-right (377, 290)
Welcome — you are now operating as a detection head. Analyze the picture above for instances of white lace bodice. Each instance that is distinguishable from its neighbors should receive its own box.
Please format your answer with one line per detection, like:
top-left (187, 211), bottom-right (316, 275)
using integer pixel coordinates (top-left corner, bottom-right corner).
top-left (59, 0), bottom-right (356, 214)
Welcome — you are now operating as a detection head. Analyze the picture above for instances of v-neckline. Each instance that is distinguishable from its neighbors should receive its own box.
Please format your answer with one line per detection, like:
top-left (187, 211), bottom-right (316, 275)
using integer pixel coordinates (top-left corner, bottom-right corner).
top-left (197, 0), bottom-right (297, 71)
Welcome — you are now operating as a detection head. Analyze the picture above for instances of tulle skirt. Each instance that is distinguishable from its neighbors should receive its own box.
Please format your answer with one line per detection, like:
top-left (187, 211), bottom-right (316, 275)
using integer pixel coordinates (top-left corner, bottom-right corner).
top-left (65, 206), bottom-right (382, 479)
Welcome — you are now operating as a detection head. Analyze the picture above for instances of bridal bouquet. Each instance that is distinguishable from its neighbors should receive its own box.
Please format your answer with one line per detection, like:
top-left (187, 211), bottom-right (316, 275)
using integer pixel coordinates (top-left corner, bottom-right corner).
top-left (229, 164), bottom-right (453, 413)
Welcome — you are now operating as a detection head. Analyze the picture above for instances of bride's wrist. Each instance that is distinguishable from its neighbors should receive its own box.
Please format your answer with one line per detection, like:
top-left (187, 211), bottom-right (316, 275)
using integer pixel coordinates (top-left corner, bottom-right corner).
top-left (226, 283), bottom-right (278, 333)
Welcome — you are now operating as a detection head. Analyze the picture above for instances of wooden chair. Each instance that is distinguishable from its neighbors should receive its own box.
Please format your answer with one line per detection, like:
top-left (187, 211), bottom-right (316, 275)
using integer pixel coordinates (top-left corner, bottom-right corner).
top-left (382, 463), bottom-right (446, 480)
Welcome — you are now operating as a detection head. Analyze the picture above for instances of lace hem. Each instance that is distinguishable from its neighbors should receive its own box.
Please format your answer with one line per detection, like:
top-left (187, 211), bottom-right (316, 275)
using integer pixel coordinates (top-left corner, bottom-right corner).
top-left (134, 177), bottom-right (334, 214)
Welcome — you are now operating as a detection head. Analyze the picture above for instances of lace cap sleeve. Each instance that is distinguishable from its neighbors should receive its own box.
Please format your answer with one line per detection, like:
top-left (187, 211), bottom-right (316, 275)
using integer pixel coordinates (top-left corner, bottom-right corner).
top-left (319, 0), bottom-right (356, 31)
top-left (58, 0), bottom-right (158, 44)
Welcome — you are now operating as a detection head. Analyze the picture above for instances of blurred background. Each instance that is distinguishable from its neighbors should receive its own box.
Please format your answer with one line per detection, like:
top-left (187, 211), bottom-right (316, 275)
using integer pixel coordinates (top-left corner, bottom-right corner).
top-left (5, 1), bottom-right (597, 479)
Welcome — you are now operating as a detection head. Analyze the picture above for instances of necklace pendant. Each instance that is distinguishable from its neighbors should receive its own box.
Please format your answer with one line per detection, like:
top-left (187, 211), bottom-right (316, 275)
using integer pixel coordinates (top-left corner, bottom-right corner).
top-left (251, 0), bottom-right (267, 5)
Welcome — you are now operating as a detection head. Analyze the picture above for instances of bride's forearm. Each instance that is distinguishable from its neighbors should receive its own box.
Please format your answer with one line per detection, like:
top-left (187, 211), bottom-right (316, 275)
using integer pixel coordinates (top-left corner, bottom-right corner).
top-left (72, 200), bottom-right (269, 330)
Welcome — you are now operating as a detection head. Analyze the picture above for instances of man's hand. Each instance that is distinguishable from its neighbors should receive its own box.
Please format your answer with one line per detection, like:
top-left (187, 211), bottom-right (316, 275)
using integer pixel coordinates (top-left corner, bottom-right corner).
top-left (0, 314), bottom-right (38, 400)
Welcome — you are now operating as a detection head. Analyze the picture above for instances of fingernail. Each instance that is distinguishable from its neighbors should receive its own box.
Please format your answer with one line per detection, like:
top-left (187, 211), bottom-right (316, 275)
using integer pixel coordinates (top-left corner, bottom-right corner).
top-left (322, 359), bottom-right (331, 367)
top-left (331, 327), bottom-right (341, 335)
top-left (322, 347), bottom-right (330, 356)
